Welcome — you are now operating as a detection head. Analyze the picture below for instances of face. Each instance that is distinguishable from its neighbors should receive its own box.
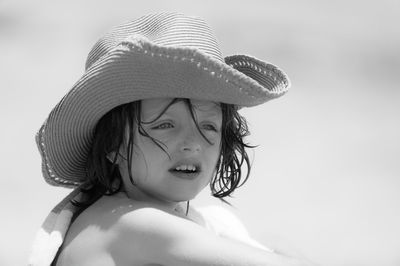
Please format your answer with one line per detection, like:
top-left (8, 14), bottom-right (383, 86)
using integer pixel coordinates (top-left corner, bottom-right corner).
top-left (118, 98), bottom-right (222, 204)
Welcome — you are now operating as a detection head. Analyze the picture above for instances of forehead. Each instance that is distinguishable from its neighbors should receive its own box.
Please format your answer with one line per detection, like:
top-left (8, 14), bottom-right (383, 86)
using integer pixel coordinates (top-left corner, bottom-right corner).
top-left (141, 98), bottom-right (221, 119)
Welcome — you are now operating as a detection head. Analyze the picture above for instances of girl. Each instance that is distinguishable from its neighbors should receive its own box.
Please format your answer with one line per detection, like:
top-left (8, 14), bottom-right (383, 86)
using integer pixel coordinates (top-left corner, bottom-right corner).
top-left (30, 12), bottom-right (313, 266)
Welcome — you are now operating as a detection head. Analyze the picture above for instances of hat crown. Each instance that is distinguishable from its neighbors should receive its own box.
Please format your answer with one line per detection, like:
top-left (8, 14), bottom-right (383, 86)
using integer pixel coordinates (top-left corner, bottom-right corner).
top-left (85, 13), bottom-right (224, 70)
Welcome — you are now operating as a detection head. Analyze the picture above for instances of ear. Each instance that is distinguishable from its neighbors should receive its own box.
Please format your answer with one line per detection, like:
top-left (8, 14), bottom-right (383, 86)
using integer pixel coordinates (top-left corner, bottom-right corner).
top-left (106, 151), bottom-right (120, 164)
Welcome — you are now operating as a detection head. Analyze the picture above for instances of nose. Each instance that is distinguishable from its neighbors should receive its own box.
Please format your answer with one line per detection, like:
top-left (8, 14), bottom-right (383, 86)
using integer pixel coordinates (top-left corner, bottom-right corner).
top-left (179, 127), bottom-right (202, 153)
top-left (180, 139), bottom-right (201, 153)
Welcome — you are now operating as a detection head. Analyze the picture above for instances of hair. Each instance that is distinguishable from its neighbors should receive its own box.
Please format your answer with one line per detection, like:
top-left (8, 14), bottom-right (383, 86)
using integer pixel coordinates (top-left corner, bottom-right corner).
top-left (72, 98), bottom-right (254, 209)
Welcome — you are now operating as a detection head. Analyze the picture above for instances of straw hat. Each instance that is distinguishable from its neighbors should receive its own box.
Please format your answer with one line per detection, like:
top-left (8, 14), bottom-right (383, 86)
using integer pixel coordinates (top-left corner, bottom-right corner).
top-left (36, 12), bottom-right (290, 188)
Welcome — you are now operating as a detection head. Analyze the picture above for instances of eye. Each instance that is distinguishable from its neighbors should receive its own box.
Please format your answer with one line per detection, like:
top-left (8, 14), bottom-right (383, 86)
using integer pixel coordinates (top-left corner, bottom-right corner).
top-left (201, 123), bottom-right (218, 132)
top-left (152, 122), bottom-right (174, 130)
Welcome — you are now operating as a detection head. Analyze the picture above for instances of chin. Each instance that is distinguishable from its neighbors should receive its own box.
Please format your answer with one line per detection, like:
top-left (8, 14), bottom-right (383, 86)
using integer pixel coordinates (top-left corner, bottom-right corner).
top-left (168, 191), bottom-right (199, 202)
top-left (170, 195), bottom-right (196, 202)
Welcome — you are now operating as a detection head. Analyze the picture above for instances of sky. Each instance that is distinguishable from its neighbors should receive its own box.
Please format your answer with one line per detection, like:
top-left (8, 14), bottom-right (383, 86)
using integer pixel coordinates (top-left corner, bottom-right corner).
top-left (1, 0), bottom-right (400, 265)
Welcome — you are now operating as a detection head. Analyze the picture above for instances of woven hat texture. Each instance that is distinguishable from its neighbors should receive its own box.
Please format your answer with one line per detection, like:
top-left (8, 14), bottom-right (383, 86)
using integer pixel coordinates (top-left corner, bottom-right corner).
top-left (36, 12), bottom-right (290, 187)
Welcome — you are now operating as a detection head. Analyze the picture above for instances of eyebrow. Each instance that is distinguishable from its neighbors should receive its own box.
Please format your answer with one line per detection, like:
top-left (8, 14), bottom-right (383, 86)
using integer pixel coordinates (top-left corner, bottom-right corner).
top-left (143, 99), bottom-right (221, 123)
top-left (164, 106), bottom-right (221, 120)
top-left (196, 112), bottom-right (221, 120)
top-left (142, 99), bottom-right (179, 122)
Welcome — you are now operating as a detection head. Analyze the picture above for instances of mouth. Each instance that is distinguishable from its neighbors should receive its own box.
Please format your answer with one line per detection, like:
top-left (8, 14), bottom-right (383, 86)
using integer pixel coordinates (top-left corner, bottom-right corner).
top-left (169, 161), bottom-right (202, 180)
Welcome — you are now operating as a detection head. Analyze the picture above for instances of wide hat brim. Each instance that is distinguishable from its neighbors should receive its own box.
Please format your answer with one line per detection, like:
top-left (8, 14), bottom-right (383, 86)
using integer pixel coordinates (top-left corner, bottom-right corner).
top-left (37, 36), bottom-right (290, 187)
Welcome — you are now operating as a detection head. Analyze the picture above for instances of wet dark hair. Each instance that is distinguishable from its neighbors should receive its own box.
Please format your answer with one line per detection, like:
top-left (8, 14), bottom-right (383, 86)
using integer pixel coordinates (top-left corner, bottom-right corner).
top-left (73, 98), bottom-right (254, 209)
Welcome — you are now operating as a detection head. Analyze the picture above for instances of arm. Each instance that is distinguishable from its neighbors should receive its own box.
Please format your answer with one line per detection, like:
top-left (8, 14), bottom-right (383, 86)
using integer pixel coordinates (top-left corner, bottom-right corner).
top-left (111, 207), bottom-right (314, 266)
top-left (196, 206), bottom-right (314, 261)
top-left (195, 205), bottom-right (274, 252)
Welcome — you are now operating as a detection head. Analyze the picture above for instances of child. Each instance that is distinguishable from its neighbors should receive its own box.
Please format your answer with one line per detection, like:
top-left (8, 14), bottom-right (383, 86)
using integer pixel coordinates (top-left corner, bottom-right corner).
top-left (30, 12), bottom-right (312, 266)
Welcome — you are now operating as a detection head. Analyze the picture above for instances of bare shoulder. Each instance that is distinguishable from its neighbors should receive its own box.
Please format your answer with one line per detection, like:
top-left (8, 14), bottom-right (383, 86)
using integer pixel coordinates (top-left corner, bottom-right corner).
top-left (58, 196), bottom-right (282, 266)
top-left (195, 205), bottom-right (249, 233)
top-left (196, 205), bottom-right (275, 252)
top-left (56, 192), bottom-right (176, 266)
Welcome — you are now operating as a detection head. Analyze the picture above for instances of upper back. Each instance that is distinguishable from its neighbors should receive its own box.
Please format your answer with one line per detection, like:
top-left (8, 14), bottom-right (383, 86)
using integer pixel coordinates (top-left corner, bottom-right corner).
top-left (55, 192), bottom-right (206, 266)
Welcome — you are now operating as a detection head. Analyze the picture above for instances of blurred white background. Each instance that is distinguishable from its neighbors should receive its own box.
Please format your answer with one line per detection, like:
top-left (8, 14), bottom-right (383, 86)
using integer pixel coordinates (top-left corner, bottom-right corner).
top-left (1, 0), bottom-right (399, 265)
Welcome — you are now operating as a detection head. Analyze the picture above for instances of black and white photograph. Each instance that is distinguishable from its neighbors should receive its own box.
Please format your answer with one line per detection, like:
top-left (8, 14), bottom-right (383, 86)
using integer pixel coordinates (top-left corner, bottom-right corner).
top-left (1, 0), bottom-right (399, 265)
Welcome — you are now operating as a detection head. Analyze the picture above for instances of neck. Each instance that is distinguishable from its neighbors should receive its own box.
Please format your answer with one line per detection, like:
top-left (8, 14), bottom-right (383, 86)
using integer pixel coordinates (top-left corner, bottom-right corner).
top-left (122, 183), bottom-right (186, 214)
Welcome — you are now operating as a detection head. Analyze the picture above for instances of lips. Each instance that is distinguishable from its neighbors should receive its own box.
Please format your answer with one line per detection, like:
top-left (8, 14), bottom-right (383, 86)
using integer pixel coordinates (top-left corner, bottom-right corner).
top-left (169, 170), bottom-right (200, 180)
top-left (169, 159), bottom-right (202, 180)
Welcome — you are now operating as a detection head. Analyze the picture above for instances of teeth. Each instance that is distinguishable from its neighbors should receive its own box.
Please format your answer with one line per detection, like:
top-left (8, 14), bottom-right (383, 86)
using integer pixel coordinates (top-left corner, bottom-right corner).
top-left (175, 165), bottom-right (197, 171)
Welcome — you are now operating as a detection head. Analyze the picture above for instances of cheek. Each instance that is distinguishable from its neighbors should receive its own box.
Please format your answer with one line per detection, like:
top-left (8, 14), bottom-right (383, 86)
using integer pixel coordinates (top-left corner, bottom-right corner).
top-left (135, 133), bottom-right (163, 155)
top-left (131, 138), bottom-right (168, 174)
top-left (206, 142), bottom-right (222, 167)
top-left (212, 136), bottom-right (222, 154)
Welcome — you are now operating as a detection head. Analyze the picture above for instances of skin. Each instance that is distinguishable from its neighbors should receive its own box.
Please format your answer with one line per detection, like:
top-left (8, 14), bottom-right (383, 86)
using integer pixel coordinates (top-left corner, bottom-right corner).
top-left (55, 98), bottom-right (316, 266)
top-left (118, 98), bottom-right (223, 210)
